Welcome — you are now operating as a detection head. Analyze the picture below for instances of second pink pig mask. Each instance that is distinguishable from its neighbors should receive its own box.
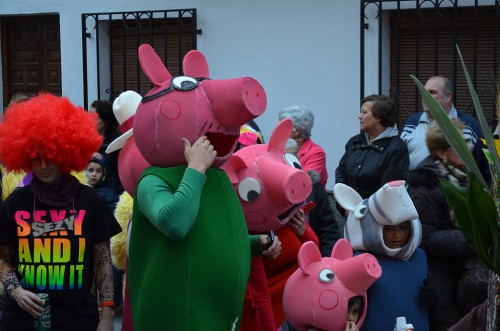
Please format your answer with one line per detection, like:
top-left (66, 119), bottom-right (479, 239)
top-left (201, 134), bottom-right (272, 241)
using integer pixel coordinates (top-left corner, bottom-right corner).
top-left (283, 239), bottom-right (382, 331)
top-left (134, 44), bottom-right (267, 168)
top-left (222, 119), bottom-right (313, 232)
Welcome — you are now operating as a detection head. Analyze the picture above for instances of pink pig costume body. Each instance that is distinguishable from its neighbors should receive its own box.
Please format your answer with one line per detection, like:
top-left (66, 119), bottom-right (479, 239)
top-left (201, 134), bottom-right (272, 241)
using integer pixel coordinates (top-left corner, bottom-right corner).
top-left (128, 44), bottom-right (267, 330)
top-left (283, 239), bottom-right (382, 331)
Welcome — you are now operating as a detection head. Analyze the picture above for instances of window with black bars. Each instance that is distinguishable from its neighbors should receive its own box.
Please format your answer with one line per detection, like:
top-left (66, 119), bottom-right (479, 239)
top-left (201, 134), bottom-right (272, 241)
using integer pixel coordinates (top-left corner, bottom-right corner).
top-left (361, 0), bottom-right (500, 130)
top-left (82, 9), bottom-right (200, 109)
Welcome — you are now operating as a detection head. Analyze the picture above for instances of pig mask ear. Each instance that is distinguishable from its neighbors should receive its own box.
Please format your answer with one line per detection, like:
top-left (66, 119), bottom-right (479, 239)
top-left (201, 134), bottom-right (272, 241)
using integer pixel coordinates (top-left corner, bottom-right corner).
top-left (138, 44), bottom-right (172, 87)
top-left (331, 239), bottom-right (354, 261)
top-left (268, 119), bottom-right (293, 153)
top-left (298, 241), bottom-right (322, 276)
top-left (333, 183), bottom-right (363, 213)
top-left (183, 50), bottom-right (210, 78)
top-left (221, 154), bottom-right (247, 184)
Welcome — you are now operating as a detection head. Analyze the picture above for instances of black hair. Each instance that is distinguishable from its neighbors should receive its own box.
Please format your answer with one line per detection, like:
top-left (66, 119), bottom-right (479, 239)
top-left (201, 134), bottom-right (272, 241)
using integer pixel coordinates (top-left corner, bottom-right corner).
top-left (347, 296), bottom-right (364, 323)
top-left (91, 100), bottom-right (120, 137)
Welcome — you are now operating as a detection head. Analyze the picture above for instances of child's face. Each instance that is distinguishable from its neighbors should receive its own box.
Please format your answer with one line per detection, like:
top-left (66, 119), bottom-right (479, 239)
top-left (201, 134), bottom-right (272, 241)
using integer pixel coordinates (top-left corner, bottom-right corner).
top-left (85, 162), bottom-right (104, 186)
top-left (383, 221), bottom-right (411, 249)
top-left (347, 301), bottom-right (361, 323)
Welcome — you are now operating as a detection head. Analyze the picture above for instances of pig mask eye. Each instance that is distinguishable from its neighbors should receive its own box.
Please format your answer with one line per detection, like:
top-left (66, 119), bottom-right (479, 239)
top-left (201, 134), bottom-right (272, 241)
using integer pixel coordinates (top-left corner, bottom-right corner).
top-left (142, 76), bottom-right (210, 103)
top-left (171, 76), bottom-right (198, 90)
top-left (318, 268), bottom-right (335, 283)
top-left (283, 153), bottom-right (302, 170)
top-left (238, 177), bottom-right (261, 202)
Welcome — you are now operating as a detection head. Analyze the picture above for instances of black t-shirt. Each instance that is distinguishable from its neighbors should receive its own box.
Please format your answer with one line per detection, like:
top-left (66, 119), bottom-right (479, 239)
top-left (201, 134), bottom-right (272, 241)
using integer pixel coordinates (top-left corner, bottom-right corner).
top-left (0, 184), bottom-right (121, 331)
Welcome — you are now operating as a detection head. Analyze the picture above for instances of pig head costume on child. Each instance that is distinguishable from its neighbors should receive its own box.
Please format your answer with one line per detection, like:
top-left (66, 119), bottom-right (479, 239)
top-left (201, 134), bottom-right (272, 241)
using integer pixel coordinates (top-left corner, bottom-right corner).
top-left (128, 44), bottom-right (267, 330)
top-left (283, 239), bottom-right (382, 331)
top-left (222, 119), bottom-right (313, 233)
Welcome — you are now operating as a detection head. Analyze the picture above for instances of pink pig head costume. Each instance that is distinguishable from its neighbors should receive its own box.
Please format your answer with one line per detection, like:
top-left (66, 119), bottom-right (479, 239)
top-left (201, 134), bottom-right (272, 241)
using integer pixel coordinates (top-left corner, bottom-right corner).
top-left (128, 44), bottom-right (267, 330)
top-left (222, 118), bottom-right (313, 233)
top-left (283, 239), bottom-right (381, 331)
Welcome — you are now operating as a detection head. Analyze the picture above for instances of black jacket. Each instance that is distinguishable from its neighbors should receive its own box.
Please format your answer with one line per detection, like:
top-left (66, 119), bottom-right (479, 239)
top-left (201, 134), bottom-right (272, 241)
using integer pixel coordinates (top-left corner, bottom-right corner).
top-left (408, 156), bottom-right (476, 272)
top-left (306, 171), bottom-right (341, 257)
top-left (336, 132), bottom-right (409, 199)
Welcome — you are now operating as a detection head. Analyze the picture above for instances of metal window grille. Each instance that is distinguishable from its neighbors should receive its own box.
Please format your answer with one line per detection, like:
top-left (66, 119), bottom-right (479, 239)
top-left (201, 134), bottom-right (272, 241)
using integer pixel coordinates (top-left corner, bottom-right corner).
top-left (81, 9), bottom-right (200, 109)
top-left (361, 0), bottom-right (500, 129)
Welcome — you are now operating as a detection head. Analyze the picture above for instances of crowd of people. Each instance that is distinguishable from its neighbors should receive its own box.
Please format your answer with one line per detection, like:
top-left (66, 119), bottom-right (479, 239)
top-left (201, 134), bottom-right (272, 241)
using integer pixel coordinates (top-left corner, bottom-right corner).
top-left (0, 72), bottom-right (494, 331)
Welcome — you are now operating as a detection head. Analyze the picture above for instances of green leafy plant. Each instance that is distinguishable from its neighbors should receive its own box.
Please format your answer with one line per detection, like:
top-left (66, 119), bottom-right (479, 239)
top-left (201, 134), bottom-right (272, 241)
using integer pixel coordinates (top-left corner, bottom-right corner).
top-left (410, 45), bottom-right (500, 273)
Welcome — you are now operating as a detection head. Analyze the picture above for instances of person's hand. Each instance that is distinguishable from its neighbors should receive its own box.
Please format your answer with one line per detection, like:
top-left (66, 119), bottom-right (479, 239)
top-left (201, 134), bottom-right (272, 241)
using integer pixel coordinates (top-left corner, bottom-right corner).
top-left (10, 287), bottom-right (44, 318)
top-left (288, 209), bottom-right (306, 236)
top-left (92, 152), bottom-right (103, 160)
top-left (97, 306), bottom-right (114, 331)
top-left (182, 136), bottom-right (217, 174)
top-left (261, 234), bottom-right (281, 259)
top-left (345, 321), bottom-right (359, 331)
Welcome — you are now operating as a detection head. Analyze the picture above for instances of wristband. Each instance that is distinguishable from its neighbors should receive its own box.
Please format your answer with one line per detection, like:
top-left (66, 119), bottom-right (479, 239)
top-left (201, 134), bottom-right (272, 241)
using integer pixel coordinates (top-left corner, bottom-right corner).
top-left (5, 279), bottom-right (20, 297)
top-left (99, 300), bottom-right (115, 308)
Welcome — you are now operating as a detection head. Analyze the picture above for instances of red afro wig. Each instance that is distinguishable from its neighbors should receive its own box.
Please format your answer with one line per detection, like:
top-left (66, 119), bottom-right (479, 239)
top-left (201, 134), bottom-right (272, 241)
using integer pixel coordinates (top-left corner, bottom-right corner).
top-left (0, 93), bottom-right (102, 173)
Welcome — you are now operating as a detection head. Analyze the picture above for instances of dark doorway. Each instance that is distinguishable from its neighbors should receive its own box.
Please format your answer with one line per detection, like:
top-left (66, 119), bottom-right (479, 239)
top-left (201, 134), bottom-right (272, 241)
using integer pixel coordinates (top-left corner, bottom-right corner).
top-left (1, 15), bottom-right (62, 108)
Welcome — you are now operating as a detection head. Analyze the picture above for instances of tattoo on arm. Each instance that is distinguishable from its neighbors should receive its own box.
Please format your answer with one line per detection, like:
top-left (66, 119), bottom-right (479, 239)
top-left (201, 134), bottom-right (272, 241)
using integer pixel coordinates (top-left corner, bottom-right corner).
top-left (0, 245), bottom-right (21, 296)
top-left (93, 241), bottom-right (114, 302)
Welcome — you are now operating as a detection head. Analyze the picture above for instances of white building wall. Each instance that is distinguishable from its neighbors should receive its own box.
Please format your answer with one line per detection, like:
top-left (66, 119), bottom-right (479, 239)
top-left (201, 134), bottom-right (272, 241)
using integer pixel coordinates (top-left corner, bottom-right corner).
top-left (9, 0), bottom-right (496, 189)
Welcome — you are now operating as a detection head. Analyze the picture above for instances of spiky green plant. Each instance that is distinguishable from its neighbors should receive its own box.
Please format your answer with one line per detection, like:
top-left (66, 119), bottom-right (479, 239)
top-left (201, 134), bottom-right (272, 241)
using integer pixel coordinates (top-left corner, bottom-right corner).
top-left (410, 45), bottom-right (500, 273)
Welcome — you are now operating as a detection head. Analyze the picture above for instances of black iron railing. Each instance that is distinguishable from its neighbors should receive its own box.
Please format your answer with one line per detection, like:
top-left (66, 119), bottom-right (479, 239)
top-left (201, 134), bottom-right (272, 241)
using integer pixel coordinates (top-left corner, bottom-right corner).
top-left (361, 0), bottom-right (500, 129)
top-left (81, 9), bottom-right (200, 109)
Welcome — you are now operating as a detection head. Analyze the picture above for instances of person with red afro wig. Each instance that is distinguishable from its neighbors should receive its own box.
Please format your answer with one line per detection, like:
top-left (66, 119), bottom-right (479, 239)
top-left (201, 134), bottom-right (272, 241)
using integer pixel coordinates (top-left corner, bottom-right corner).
top-left (0, 93), bottom-right (122, 331)
top-left (0, 93), bottom-right (102, 173)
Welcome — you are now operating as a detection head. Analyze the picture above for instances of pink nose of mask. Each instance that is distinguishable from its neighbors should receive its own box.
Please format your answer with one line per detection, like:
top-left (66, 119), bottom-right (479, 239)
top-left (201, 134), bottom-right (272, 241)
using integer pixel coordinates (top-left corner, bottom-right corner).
top-left (334, 254), bottom-right (382, 294)
top-left (259, 158), bottom-right (312, 205)
top-left (203, 77), bottom-right (267, 129)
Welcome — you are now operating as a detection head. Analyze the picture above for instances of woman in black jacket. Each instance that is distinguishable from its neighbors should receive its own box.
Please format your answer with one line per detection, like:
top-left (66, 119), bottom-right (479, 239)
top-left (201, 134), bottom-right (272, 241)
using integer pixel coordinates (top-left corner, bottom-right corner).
top-left (335, 95), bottom-right (409, 200)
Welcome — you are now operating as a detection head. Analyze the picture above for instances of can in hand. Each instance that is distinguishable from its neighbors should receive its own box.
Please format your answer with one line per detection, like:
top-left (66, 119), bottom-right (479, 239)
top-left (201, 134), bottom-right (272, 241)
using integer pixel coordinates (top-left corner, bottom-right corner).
top-left (34, 293), bottom-right (51, 331)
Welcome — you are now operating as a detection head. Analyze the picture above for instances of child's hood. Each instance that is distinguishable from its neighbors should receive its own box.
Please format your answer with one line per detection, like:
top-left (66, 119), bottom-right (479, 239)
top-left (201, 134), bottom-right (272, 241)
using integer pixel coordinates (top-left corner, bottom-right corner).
top-left (335, 180), bottom-right (422, 260)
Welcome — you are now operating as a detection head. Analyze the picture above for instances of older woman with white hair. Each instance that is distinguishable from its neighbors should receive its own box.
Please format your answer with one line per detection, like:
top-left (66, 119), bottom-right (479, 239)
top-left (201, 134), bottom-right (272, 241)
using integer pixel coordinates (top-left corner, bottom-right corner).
top-left (278, 105), bottom-right (328, 188)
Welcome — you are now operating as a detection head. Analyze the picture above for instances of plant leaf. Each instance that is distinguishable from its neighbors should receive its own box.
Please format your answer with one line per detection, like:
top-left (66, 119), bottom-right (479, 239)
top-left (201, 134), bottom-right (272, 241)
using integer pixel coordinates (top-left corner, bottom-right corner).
top-left (456, 45), bottom-right (500, 179)
top-left (410, 75), bottom-right (488, 189)
top-left (439, 178), bottom-right (475, 246)
top-left (467, 172), bottom-right (499, 272)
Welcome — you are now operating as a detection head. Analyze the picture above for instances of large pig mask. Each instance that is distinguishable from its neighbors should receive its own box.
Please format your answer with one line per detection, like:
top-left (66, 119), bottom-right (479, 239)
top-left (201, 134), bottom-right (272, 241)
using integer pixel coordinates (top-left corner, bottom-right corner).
top-left (134, 44), bottom-right (267, 168)
top-left (283, 239), bottom-right (382, 331)
top-left (222, 119), bottom-right (313, 232)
